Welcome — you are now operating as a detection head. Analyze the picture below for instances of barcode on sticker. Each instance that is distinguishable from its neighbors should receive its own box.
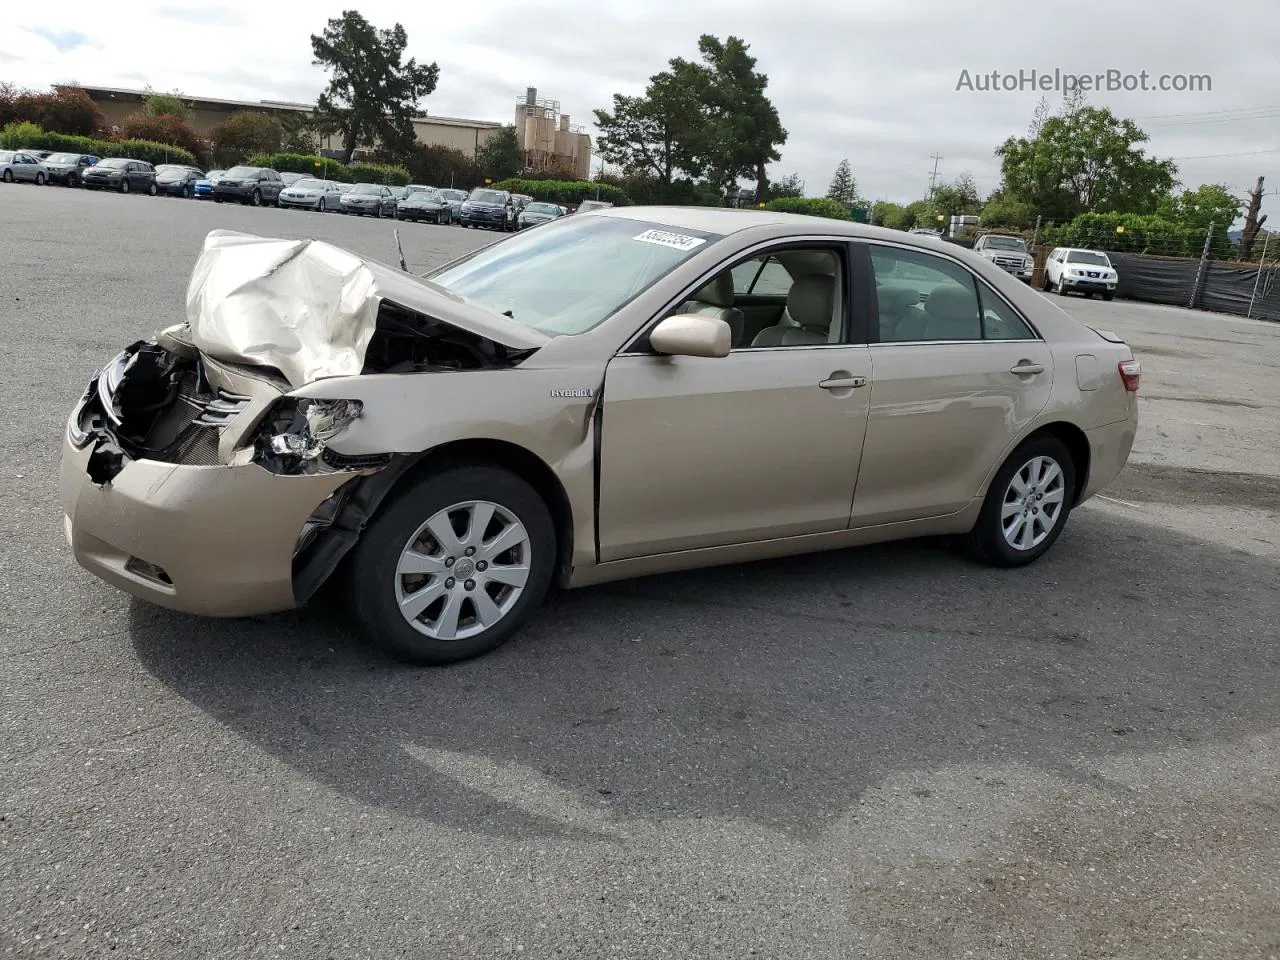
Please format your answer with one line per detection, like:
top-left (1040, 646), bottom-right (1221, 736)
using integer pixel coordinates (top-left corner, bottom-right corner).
top-left (632, 229), bottom-right (707, 251)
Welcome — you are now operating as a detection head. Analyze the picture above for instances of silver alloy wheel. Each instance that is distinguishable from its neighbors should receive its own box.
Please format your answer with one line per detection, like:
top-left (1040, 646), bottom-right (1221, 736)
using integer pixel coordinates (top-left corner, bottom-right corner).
top-left (1001, 455), bottom-right (1066, 551)
top-left (394, 499), bottom-right (532, 641)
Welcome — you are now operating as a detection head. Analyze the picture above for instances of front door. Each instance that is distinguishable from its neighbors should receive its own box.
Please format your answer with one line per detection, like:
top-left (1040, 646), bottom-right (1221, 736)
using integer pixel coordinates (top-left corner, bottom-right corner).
top-left (597, 244), bottom-right (873, 562)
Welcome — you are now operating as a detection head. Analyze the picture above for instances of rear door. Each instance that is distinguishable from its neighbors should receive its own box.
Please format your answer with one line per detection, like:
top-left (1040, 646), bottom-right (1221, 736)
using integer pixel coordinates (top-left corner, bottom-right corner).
top-left (851, 240), bottom-right (1054, 527)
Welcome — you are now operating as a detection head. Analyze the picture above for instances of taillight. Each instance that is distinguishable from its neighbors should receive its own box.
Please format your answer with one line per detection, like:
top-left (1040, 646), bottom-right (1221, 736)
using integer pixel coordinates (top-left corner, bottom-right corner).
top-left (1118, 359), bottom-right (1141, 392)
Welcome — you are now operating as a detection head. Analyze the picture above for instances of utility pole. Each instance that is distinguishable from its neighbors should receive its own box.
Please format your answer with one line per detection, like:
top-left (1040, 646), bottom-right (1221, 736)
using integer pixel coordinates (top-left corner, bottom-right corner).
top-left (927, 153), bottom-right (943, 201)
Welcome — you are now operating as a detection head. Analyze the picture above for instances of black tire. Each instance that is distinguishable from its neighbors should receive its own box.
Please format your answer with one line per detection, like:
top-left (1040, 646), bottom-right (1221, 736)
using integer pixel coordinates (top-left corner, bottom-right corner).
top-left (966, 433), bottom-right (1076, 568)
top-left (35, 172), bottom-right (45, 185)
top-left (317, 198), bottom-right (325, 213)
top-left (1041, 273), bottom-right (1052, 292)
top-left (2, 170), bottom-right (12, 182)
top-left (119, 178), bottom-right (130, 194)
top-left (348, 465), bottom-right (556, 665)
top-left (67, 173), bottom-right (80, 188)
top-left (147, 181), bottom-right (157, 196)
top-left (251, 189), bottom-right (262, 206)
top-left (181, 184), bottom-right (190, 198)
top-left (1103, 291), bottom-right (1114, 301)
top-left (214, 195), bottom-right (222, 203)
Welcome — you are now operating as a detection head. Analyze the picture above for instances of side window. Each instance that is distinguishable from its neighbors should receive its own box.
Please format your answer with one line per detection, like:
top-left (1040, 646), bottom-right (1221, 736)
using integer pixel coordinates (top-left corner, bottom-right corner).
top-left (976, 284), bottom-right (1037, 340)
top-left (870, 246), bottom-right (982, 342)
top-left (730, 256), bottom-right (792, 295)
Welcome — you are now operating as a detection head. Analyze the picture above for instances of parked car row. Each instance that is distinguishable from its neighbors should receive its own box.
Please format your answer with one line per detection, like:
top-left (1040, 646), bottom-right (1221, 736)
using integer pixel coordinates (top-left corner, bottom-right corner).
top-left (4, 148), bottom-right (605, 233)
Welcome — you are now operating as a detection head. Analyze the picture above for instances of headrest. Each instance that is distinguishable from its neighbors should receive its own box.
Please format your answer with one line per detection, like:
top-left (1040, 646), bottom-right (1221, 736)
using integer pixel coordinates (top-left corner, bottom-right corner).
top-left (924, 285), bottom-right (976, 322)
top-left (877, 286), bottom-right (917, 314)
top-left (786, 274), bottom-right (835, 331)
top-left (691, 272), bottom-right (735, 308)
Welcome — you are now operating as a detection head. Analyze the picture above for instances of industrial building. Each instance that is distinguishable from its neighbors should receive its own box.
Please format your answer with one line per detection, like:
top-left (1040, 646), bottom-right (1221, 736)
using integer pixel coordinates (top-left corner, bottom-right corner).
top-left (513, 88), bottom-right (592, 181)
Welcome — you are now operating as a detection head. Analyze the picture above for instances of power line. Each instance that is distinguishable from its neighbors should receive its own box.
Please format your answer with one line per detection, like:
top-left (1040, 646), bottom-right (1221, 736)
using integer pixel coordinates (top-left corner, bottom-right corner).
top-left (1134, 104), bottom-right (1280, 121)
top-left (1169, 146), bottom-right (1280, 160)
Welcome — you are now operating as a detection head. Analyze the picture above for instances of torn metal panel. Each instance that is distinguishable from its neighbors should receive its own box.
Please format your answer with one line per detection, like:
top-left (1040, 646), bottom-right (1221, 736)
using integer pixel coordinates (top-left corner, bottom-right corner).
top-left (185, 230), bottom-right (548, 388)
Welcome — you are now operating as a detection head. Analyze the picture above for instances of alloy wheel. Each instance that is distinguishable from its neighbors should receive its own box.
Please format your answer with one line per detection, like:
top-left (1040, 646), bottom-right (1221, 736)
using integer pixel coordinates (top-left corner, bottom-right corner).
top-left (393, 500), bottom-right (532, 641)
top-left (1000, 456), bottom-right (1066, 551)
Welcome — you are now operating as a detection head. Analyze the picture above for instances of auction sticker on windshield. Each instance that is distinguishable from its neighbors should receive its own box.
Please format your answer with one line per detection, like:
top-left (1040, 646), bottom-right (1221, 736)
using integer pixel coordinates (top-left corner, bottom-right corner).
top-left (632, 229), bottom-right (708, 252)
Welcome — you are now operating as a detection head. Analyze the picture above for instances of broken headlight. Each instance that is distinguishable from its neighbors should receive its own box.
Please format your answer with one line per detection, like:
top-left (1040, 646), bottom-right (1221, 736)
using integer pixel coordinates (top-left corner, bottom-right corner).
top-left (254, 398), bottom-right (365, 473)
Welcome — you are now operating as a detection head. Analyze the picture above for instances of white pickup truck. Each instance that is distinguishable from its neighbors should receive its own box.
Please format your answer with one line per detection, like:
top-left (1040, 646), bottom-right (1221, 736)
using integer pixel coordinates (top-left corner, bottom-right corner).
top-left (972, 233), bottom-right (1034, 283)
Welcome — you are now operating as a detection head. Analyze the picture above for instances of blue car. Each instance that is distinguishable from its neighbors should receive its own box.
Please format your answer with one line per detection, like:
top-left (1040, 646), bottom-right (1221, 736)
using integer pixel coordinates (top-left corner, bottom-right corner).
top-left (193, 169), bottom-right (224, 200)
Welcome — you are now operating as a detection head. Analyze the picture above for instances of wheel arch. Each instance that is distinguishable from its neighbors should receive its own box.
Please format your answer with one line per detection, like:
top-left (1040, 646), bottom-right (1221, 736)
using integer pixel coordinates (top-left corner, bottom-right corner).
top-left (1020, 420), bottom-right (1092, 506)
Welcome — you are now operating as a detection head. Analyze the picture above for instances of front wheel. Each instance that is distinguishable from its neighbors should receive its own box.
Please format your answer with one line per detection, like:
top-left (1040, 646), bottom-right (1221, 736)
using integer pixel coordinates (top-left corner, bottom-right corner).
top-left (317, 198), bottom-right (325, 213)
top-left (1103, 291), bottom-right (1115, 301)
top-left (35, 172), bottom-right (46, 185)
top-left (119, 178), bottom-right (130, 194)
top-left (147, 181), bottom-right (157, 196)
top-left (347, 465), bottom-right (556, 665)
top-left (966, 434), bottom-right (1076, 567)
top-left (181, 184), bottom-right (190, 198)
top-left (251, 189), bottom-right (262, 206)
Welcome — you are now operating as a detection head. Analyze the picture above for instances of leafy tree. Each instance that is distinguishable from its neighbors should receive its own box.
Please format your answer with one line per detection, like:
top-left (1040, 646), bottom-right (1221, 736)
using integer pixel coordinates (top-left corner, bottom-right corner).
top-left (279, 113), bottom-right (318, 155)
top-left (117, 111), bottom-right (201, 157)
top-left (142, 90), bottom-right (193, 123)
top-left (995, 104), bottom-right (1178, 220)
top-left (904, 199), bottom-right (943, 231)
top-left (931, 172), bottom-right (982, 222)
top-left (0, 84), bottom-right (103, 135)
top-left (771, 171), bottom-right (804, 198)
top-left (404, 143), bottom-right (477, 189)
top-left (981, 195), bottom-right (1035, 230)
top-left (475, 124), bottom-right (523, 181)
top-left (871, 200), bottom-right (909, 229)
top-left (594, 69), bottom-right (704, 186)
top-left (1156, 183), bottom-right (1242, 233)
top-left (210, 112), bottom-right (284, 164)
top-left (826, 159), bottom-right (856, 206)
top-left (682, 34), bottom-right (786, 201)
top-left (310, 10), bottom-right (439, 163)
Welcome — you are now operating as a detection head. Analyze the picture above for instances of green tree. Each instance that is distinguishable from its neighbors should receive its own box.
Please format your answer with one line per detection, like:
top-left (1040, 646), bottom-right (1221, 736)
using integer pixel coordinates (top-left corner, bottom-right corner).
top-left (871, 200), bottom-right (909, 229)
top-left (407, 143), bottom-right (478, 189)
top-left (117, 111), bottom-right (201, 157)
top-left (1156, 183), bottom-right (1242, 232)
top-left (594, 68), bottom-right (705, 187)
top-left (475, 124), bottom-right (523, 181)
top-left (995, 104), bottom-right (1178, 219)
top-left (826, 159), bottom-right (856, 206)
top-left (310, 10), bottom-right (439, 163)
top-left (683, 35), bottom-right (787, 201)
top-left (931, 172), bottom-right (982, 222)
top-left (771, 171), bottom-right (804, 198)
top-left (142, 90), bottom-right (193, 123)
top-left (210, 112), bottom-right (284, 164)
top-left (980, 195), bottom-right (1035, 230)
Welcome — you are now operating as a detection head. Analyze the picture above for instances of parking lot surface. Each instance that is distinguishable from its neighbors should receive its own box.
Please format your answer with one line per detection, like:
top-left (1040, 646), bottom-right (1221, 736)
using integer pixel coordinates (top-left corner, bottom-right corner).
top-left (2, 186), bottom-right (1278, 959)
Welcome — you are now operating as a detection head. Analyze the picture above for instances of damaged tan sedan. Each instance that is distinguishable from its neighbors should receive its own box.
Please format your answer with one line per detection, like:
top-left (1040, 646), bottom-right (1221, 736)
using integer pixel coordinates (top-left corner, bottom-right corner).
top-left (60, 209), bottom-right (1140, 664)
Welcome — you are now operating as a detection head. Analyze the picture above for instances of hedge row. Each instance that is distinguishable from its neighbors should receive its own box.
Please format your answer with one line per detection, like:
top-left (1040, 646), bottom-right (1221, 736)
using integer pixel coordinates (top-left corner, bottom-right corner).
top-left (762, 197), bottom-right (852, 220)
top-left (0, 121), bottom-right (199, 167)
top-left (491, 178), bottom-right (631, 207)
top-left (243, 152), bottom-right (411, 185)
top-left (1047, 211), bottom-right (1231, 260)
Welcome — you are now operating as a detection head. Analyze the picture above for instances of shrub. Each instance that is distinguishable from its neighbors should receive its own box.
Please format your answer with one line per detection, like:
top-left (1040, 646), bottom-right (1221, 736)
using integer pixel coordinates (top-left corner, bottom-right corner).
top-left (0, 85), bottom-right (104, 135)
top-left (491, 178), bottom-right (630, 206)
top-left (347, 161), bottom-right (410, 186)
top-left (210, 111), bottom-right (284, 165)
top-left (405, 143), bottom-right (479, 190)
top-left (0, 122), bottom-right (198, 166)
top-left (1047, 211), bottom-right (1228, 259)
top-left (117, 111), bottom-right (201, 158)
top-left (246, 152), bottom-right (352, 180)
top-left (762, 197), bottom-right (852, 220)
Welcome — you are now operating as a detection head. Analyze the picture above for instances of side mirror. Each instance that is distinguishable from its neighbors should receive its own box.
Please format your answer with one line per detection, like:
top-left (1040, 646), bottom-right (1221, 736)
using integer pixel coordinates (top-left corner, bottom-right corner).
top-left (649, 314), bottom-right (731, 359)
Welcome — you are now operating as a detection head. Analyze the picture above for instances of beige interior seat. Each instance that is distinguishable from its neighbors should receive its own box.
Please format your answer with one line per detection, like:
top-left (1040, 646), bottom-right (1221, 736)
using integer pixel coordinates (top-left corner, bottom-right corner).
top-left (919, 285), bottom-right (982, 340)
top-left (674, 274), bottom-right (744, 345)
top-left (874, 286), bottom-right (920, 340)
top-left (750, 275), bottom-right (837, 346)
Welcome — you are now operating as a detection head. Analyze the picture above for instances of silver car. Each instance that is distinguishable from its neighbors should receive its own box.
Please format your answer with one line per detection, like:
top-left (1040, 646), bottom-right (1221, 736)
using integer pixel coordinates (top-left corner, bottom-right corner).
top-left (0, 150), bottom-right (49, 184)
top-left (277, 177), bottom-right (345, 212)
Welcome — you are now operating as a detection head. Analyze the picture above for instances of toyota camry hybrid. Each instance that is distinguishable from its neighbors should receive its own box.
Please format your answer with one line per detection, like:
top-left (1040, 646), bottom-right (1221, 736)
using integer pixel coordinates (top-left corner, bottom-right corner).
top-left (59, 207), bottom-right (1139, 665)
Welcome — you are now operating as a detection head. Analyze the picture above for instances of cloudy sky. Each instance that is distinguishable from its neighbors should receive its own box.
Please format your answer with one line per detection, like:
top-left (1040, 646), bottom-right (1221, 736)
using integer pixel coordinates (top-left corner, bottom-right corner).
top-left (2, 0), bottom-right (1277, 221)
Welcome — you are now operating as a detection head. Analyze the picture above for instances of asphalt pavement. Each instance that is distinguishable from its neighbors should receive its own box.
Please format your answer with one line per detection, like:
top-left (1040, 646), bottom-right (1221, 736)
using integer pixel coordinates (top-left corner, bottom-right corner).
top-left (1, 184), bottom-right (1278, 959)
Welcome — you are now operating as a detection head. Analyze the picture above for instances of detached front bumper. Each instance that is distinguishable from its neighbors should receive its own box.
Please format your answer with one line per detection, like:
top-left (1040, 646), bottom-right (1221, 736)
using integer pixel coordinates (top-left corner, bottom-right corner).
top-left (61, 431), bottom-right (348, 617)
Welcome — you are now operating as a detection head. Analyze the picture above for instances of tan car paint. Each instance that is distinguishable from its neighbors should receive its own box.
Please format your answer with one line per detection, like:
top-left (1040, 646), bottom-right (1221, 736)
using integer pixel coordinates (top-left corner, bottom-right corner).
top-left (61, 208), bottom-right (1139, 616)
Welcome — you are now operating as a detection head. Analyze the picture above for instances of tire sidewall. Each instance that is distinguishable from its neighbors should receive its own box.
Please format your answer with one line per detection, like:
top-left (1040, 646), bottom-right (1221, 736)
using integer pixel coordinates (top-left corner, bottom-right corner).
top-left (972, 434), bottom-right (1076, 566)
top-left (348, 465), bottom-right (557, 664)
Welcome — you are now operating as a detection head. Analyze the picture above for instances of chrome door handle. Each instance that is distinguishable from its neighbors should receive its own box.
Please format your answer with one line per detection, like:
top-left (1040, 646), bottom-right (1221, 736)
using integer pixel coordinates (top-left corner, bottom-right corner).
top-left (819, 376), bottom-right (867, 390)
top-left (1009, 362), bottom-right (1044, 376)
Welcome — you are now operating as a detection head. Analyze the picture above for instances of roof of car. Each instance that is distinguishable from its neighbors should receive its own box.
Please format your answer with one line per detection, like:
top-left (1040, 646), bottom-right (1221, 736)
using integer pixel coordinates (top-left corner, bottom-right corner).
top-left (596, 205), bottom-right (969, 249)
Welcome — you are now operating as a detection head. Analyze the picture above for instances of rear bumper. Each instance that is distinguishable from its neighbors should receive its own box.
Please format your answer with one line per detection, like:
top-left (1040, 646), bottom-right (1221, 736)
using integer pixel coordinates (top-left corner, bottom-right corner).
top-left (60, 433), bottom-right (348, 617)
top-left (1079, 418), bottom-right (1137, 503)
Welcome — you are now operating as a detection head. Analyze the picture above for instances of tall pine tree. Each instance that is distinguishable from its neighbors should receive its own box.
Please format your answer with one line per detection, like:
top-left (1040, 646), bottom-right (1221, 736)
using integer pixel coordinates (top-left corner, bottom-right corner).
top-left (826, 159), bottom-right (857, 206)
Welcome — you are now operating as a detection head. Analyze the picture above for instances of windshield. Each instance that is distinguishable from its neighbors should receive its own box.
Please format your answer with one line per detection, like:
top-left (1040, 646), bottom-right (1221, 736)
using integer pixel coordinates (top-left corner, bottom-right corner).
top-left (347, 183), bottom-right (382, 195)
top-left (97, 158), bottom-right (130, 169)
top-left (406, 190), bottom-right (440, 201)
top-left (468, 189), bottom-right (506, 204)
top-left (525, 202), bottom-right (560, 214)
top-left (156, 165), bottom-right (187, 177)
top-left (46, 153), bottom-right (80, 164)
top-left (0, 151), bottom-right (13, 161)
top-left (204, 170), bottom-right (225, 180)
top-left (223, 166), bottom-right (260, 179)
top-left (426, 216), bottom-right (722, 336)
top-left (441, 189), bottom-right (467, 201)
top-left (292, 178), bottom-right (326, 190)
top-left (1067, 251), bottom-right (1110, 266)
top-left (984, 236), bottom-right (1027, 251)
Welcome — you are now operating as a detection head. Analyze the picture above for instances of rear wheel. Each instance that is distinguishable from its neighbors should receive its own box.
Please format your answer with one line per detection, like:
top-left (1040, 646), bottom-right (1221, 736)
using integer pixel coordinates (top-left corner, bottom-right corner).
top-left (147, 181), bottom-right (157, 196)
top-left (35, 172), bottom-right (45, 185)
top-left (2, 170), bottom-right (12, 182)
top-left (966, 434), bottom-right (1076, 567)
top-left (347, 465), bottom-right (556, 665)
top-left (251, 189), bottom-right (262, 206)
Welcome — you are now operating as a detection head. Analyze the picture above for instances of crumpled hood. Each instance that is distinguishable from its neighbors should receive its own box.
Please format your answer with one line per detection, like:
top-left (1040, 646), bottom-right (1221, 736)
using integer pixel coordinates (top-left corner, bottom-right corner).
top-left (185, 229), bottom-right (549, 388)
